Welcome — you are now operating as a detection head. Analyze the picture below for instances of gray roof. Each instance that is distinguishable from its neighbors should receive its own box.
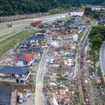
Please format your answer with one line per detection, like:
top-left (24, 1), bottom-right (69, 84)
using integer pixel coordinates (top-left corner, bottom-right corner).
top-left (0, 66), bottom-right (29, 75)
top-left (38, 30), bottom-right (46, 33)
top-left (19, 50), bottom-right (32, 54)
top-left (26, 35), bottom-right (45, 41)
top-left (0, 85), bottom-right (12, 105)
top-left (29, 45), bottom-right (41, 52)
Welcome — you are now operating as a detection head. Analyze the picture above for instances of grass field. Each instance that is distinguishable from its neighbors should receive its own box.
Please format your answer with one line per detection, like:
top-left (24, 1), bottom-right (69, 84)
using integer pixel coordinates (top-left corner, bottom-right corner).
top-left (0, 29), bottom-right (35, 56)
top-left (0, 32), bottom-right (15, 40)
top-left (63, 17), bottom-right (72, 21)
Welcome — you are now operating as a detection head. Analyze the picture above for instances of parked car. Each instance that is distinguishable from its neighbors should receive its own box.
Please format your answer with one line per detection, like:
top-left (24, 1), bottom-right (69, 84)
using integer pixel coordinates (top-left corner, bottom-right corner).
top-left (25, 93), bottom-right (32, 98)
top-left (19, 93), bottom-right (24, 104)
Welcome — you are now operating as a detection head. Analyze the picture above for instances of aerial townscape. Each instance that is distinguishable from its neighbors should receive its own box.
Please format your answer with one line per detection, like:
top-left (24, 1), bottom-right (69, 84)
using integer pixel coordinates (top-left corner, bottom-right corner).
top-left (0, 0), bottom-right (105, 105)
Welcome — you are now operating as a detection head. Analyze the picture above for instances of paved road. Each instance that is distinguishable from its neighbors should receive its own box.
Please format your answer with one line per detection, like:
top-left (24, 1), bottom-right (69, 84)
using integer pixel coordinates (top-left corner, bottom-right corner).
top-left (35, 50), bottom-right (47, 105)
top-left (0, 29), bottom-right (26, 42)
top-left (100, 43), bottom-right (105, 77)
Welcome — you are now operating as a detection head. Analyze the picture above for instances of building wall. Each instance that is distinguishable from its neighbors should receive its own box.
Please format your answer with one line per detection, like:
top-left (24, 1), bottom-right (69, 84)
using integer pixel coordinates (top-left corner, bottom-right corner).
top-left (28, 57), bottom-right (35, 66)
top-left (15, 61), bottom-right (24, 66)
top-left (1, 73), bottom-right (21, 79)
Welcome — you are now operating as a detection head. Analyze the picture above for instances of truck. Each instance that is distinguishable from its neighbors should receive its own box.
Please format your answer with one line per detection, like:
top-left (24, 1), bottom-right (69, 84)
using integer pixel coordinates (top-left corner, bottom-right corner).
top-left (30, 20), bottom-right (42, 27)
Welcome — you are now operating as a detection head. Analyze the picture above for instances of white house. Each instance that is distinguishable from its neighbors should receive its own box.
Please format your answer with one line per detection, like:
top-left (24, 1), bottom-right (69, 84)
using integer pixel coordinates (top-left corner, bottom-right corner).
top-left (14, 53), bottom-right (35, 66)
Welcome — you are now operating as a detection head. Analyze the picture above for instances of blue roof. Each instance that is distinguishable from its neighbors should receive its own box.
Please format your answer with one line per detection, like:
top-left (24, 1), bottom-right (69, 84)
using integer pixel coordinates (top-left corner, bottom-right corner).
top-left (17, 56), bottom-right (27, 61)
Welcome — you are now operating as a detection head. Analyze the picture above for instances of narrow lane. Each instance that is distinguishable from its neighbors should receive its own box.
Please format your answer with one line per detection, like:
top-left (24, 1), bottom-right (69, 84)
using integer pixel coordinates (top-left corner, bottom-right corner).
top-left (35, 50), bottom-right (47, 105)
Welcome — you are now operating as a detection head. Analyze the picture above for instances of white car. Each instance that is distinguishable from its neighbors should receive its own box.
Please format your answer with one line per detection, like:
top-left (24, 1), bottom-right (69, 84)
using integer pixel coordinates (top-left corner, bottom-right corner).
top-left (19, 93), bottom-right (24, 104)
top-left (25, 93), bottom-right (32, 98)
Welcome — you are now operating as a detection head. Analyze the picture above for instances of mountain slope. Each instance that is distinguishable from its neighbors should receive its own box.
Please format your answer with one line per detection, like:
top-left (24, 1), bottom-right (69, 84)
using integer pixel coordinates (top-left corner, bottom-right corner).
top-left (68, 0), bottom-right (105, 5)
top-left (0, 0), bottom-right (104, 16)
top-left (0, 0), bottom-right (81, 16)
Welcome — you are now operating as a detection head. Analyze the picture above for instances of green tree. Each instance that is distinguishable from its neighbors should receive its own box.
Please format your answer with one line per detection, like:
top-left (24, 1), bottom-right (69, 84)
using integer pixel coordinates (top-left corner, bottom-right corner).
top-left (84, 7), bottom-right (92, 16)
top-left (91, 34), bottom-right (103, 50)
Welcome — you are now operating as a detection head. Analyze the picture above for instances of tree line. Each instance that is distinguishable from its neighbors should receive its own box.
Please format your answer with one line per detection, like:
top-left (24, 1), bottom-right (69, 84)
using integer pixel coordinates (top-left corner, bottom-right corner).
top-left (84, 7), bottom-right (105, 20)
top-left (69, 0), bottom-right (105, 5)
top-left (89, 26), bottom-right (105, 50)
top-left (0, 0), bottom-right (81, 16)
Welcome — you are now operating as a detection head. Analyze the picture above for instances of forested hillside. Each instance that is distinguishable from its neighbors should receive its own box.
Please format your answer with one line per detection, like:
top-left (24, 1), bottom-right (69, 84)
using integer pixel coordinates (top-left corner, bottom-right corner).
top-left (0, 0), bottom-right (104, 16)
top-left (69, 0), bottom-right (105, 5)
top-left (0, 0), bottom-right (80, 16)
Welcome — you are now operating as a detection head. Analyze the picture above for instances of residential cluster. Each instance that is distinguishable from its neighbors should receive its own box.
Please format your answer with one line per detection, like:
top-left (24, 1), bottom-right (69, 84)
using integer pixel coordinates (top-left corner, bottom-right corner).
top-left (0, 30), bottom-right (47, 85)
top-left (0, 14), bottom-right (85, 105)
top-left (0, 28), bottom-right (48, 104)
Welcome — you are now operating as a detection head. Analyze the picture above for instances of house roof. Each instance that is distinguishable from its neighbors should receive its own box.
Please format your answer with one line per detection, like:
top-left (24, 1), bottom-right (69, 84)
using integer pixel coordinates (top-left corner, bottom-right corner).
top-left (26, 35), bottom-right (45, 41)
top-left (38, 30), bottom-right (46, 33)
top-left (0, 85), bottom-right (12, 105)
top-left (0, 66), bottom-right (29, 75)
top-left (61, 25), bottom-right (71, 30)
top-left (14, 53), bottom-right (35, 61)
top-left (28, 45), bottom-right (41, 52)
top-left (20, 40), bottom-right (30, 46)
top-left (19, 50), bottom-right (32, 54)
